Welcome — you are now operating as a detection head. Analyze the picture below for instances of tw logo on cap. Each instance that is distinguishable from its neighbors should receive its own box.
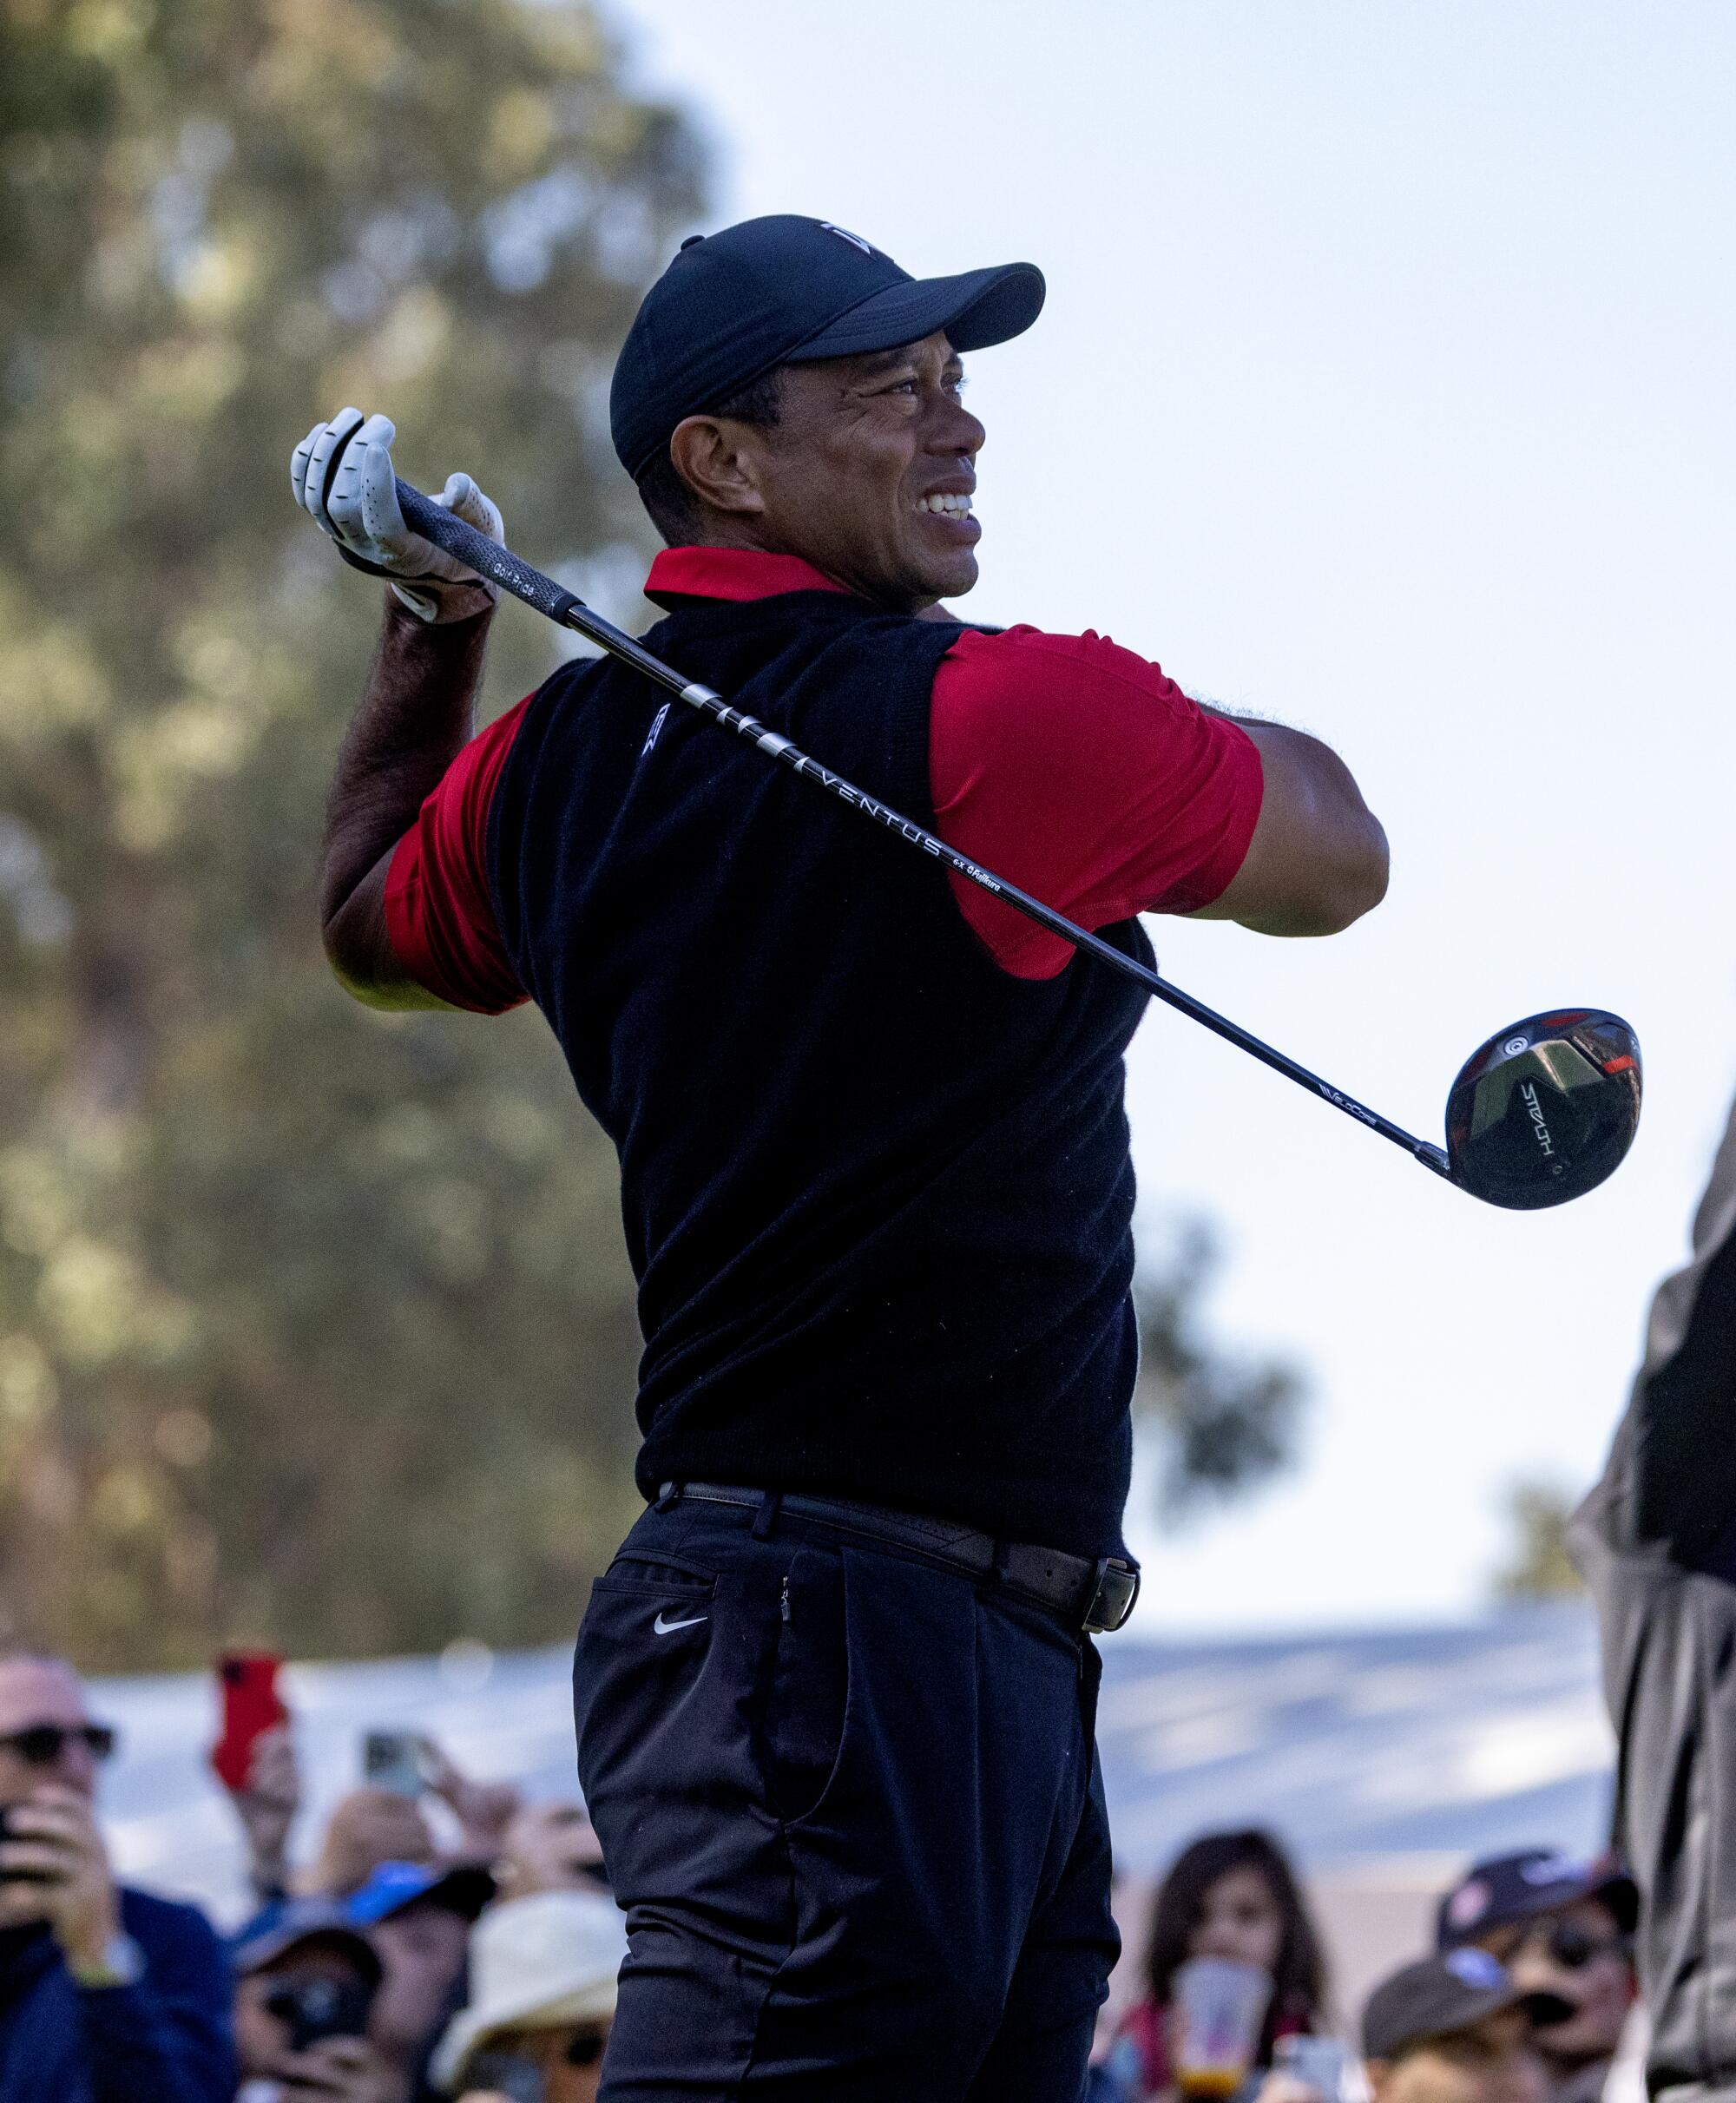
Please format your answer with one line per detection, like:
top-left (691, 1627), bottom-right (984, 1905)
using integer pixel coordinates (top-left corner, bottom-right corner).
top-left (1446, 1949), bottom-right (1508, 1991)
top-left (1520, 1853), bottom-right (1582, 1887)
top-left (819, 223), bottom-right (873, 255)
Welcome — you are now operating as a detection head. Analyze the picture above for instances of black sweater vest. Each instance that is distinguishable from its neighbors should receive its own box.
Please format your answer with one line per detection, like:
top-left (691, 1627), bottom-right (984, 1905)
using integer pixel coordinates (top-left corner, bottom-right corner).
top-left (488, 590), bottom-right (1149, 1559)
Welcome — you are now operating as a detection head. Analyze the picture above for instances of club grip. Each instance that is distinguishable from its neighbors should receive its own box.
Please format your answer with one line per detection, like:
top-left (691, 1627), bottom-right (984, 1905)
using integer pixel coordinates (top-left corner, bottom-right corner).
top-left (395, 477), bottom-right (582, 627)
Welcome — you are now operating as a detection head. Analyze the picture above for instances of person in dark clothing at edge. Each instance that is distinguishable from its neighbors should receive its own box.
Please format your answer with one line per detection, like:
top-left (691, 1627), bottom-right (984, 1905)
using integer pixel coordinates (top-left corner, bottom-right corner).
top-left (0, 1647), bottom-right (233, 2103)
top-left (294, 216), bottom-right (1389, 2100)
top-left (1571, 1091), bottom-right (1736, 2103)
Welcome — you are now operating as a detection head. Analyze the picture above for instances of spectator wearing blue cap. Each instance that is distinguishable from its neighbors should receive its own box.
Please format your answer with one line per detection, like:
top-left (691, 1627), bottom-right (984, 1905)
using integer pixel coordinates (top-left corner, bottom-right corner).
top-left (346, 1863), bottom-right (494, 2103)
top-left (0, 1646), bottom-right (233, 2103)
top-left (233, 1903), bottom-right (391, 2103)
top-left (1437, 1854), bottom-right (1638, 2103)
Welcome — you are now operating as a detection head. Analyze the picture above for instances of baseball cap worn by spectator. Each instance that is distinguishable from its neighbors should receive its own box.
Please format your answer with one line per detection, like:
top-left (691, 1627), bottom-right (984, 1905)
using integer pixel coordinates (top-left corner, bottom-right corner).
top-left (431, 1890), bottom-right (629, 2093)
top-left (235, 1903), bottom-right (384, 1982)
top-left (1437, 1854), bottom-right (1640, 1950)
top-left (1364, 1951), bottom-right (1575, 2062)
top-left (608, 214), bottom-right (1046, 480)
top-left (344, 1860), bottom-right (495, 1929)
top-left (233, 1903), bottom-right (385, 2090)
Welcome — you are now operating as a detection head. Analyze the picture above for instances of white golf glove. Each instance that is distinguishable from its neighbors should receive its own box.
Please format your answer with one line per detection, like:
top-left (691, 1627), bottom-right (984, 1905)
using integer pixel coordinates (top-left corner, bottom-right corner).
top-left (291, 407), bottom-right (503, 623)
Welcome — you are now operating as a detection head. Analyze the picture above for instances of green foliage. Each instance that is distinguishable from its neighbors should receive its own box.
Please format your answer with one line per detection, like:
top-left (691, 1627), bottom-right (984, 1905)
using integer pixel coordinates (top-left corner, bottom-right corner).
top-left (1134, 1223), bottom-right (1305, 1517)
top-left (1492, 1479), bottom-right (1585, 1602)
top-left (0, 0), bottom-right (701, 1666)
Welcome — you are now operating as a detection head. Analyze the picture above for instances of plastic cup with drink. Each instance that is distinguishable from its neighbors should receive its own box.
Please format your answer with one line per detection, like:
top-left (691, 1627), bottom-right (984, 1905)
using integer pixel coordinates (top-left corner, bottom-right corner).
top-left (1174, 1957), bottom-right (1275, 2100)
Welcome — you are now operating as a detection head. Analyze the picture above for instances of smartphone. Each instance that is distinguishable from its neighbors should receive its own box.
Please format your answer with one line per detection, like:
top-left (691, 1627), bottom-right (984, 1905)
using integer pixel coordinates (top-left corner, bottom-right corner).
top-left (210, 1652), bottom-right (287, 1792)
top-left (1274, 2035), bottom-right (1350, 2102)
top-left (463, 2051), bottom-right (544, 2103)
top-left (362, 1729), bottom-right (428, 1796)
top-left (264, 1974), bottom-right (376, 2053)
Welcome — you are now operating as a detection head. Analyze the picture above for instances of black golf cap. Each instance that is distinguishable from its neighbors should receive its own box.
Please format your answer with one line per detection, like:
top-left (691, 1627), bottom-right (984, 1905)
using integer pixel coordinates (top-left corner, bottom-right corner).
top-left (1437, 1850), bottom-right (1641, 1949)
top-left (1363, 1949), bottom-right (1575, 2063)
top-left (609, 214), bottom-right (1045, 480)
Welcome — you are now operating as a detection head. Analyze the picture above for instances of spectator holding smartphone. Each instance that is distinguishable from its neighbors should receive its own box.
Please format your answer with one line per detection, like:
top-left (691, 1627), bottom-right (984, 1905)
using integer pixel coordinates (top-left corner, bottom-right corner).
top-left (1104, 1830), bottom-right (1332, 2100)
top-left (345, 1863), bottom-right (495, 2102)
top-left (234, 1905), bottom-right (395, 2103)
top-left (227, 1722), bottom-right (518, 1938)
top-left (0, 1645), bottom-right (234, 2101)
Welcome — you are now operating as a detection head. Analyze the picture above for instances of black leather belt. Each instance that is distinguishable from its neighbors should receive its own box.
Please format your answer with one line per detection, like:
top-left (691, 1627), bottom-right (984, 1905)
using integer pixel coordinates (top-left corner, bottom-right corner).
top-left (658, 1481), bottom-right (1140, 1634)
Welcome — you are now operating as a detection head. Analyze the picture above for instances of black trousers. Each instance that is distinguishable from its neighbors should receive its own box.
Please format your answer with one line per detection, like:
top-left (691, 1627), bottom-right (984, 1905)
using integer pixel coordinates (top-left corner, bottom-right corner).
top-left (573, 1495), bottom-right (1120, 2100)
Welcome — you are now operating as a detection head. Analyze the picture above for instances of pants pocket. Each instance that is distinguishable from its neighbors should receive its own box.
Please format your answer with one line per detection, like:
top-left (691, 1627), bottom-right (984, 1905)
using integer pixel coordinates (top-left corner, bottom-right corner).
top-left (572, 1556), bottom-right (720, 1816)
top-left (760, 1545), bottom-right (849, 1825)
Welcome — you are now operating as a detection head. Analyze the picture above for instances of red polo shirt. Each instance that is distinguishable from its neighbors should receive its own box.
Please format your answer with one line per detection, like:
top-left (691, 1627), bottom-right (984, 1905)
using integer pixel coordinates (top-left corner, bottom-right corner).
top-left (384, 548), bottom-right (1263, 1011)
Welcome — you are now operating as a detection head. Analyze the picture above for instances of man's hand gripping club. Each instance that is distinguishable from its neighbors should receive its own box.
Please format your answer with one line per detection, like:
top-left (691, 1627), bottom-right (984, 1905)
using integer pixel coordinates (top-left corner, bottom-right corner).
top-left (291, 407), bottom-right (504, 623)
top-left (296, 409), bottom-right (500, 1008)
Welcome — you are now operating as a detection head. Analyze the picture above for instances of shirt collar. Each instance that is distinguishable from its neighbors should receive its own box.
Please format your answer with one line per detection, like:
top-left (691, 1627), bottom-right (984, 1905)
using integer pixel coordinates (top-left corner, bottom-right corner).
top-left (644, 545), bottom-right (855, 608)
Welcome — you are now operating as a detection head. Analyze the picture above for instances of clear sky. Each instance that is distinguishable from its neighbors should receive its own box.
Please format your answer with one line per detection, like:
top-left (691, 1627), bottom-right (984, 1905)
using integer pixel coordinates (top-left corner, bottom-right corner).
top-left (608, 1), bottom-right (1736, 1627)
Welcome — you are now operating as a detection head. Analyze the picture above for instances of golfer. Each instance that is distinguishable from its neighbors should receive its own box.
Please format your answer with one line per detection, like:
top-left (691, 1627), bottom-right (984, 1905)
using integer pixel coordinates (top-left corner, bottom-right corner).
top-left (299, 215), bottom-right (1388, 2100)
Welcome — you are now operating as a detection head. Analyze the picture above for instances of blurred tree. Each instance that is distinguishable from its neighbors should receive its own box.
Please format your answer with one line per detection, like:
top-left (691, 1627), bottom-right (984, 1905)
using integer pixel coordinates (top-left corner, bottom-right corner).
top-left (1492, 1479), bottom-right (1585, 1601)
top-left (0, 0), bottom-right (701, 1665)
top-left (1134, 1224), bottom-right (1305, 1517)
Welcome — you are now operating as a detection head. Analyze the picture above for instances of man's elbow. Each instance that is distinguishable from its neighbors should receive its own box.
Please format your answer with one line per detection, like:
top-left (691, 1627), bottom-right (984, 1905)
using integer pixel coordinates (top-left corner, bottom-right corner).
top-left (325, 945), bottom-right (400, 1010)
top-left (320, 883), bottom-right (428, 1011)
top-left (1305, 815), bottom-right (1389, 934)
top-left (1251, 816), bottom-right (1389, 937)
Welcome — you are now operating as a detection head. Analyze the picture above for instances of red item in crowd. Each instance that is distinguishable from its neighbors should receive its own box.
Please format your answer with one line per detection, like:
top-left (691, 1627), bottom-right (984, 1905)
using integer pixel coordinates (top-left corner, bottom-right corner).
top-left (209, 1651), bottom-right (286, 1791)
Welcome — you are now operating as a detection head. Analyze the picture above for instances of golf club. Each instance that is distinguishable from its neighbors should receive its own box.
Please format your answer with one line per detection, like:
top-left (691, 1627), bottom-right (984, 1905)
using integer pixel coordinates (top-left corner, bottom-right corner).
top-left (391, 476), bottom-right (1641, 1211)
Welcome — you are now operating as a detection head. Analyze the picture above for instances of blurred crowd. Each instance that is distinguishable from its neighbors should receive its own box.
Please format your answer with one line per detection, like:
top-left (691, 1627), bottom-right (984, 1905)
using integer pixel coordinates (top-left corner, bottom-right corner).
top-left (0, 1636), bottom-right (1641, 2103)
top-left (1087, 1827), bottom-right (1637, 2103)
top-left (0, 1646), bottom-right (621, 2102)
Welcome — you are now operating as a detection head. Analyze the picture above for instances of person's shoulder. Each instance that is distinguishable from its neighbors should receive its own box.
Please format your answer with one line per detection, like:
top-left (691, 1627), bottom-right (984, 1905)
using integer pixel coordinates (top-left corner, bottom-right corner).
top-left (944, 621), bottom-right (1187, 700)
top-left (118, 1884), bottom-right (225, 1961)
top-left (518, 653), bottom-right (608, 721)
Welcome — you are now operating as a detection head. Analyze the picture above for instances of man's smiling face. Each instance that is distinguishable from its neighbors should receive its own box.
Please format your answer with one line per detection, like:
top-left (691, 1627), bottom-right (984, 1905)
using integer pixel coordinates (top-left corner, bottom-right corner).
top-left (703, 332), bottom-right (986, 612)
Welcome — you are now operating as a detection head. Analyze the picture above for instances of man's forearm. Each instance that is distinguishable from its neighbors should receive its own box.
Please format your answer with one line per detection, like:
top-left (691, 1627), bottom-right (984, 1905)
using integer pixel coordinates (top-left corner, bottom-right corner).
top-left (317, 595), bottom-right (493, 1005)
top-left (1190, 704), bottom-right (1389, 936)
top-left (320, 594), bottom-right (492, 925)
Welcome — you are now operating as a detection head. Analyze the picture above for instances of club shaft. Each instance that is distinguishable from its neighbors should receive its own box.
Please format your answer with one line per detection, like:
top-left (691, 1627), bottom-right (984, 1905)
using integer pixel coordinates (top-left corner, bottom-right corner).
top-left (396, 479), bottom-right (1451, 1180)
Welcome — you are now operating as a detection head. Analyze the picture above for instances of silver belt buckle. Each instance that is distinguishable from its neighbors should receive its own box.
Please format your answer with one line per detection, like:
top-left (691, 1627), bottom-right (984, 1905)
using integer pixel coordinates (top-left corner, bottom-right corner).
top-left (1082, 1559), bottom-right (1139, 1633)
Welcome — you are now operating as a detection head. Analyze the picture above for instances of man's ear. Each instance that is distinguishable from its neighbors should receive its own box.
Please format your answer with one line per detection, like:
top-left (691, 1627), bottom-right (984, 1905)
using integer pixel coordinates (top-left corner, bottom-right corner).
top-left (1364, 2059), bottom-right (1393, 2100)
top-left (667, 414), bottom-right (766, 519)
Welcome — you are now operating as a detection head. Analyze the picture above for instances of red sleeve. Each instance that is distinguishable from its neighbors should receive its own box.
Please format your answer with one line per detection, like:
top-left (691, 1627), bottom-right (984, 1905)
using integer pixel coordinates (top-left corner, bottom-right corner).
top-left (929, 626), bottom-right (1265, 980)
top-left (383, 697), bottom-right (534, 1014)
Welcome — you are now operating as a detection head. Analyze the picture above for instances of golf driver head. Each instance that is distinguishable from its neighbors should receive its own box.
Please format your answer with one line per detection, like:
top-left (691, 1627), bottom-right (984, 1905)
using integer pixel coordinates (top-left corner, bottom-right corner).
top-left (1445, 1009), bottom-right (1641, 1210)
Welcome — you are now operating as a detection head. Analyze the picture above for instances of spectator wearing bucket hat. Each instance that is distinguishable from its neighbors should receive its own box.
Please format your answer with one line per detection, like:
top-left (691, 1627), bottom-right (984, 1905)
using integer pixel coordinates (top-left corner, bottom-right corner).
top-left (344, 1863), bottom-right (494, 2103)
top-left (233, 1902), bottom-right (391, 2103)
top-left (1363, 1949), bottom-right (1575, 2103)
top-left (431, 1891), bottom-right (627, 2101)
top-left (1437, 1854), bottom-right (1638, 2103)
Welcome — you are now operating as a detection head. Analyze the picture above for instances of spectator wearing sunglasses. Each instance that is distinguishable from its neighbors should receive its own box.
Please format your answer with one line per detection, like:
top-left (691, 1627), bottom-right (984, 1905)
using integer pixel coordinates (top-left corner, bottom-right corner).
top-left (431, 1890), bottom-right (626, 2101)
top-left (0, 1645), bottom-right (234, 2102)
top-left (1437, 1853), bottom-right (1638, 2103)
